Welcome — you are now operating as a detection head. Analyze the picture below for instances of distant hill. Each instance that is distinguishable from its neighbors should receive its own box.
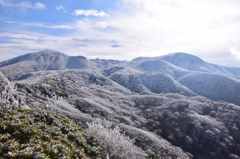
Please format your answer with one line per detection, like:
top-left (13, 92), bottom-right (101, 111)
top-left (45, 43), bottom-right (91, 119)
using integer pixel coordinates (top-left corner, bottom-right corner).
top-left (137, 60), bottom-right (190, 79)
top-left (132, 52), bottom-right (240, 79)
top-left (109, 67), bottom-right (195, 96)
top-left (90, 58), bottom-right (128, 69)
top-left (0, 49), bottom-right (93, 80)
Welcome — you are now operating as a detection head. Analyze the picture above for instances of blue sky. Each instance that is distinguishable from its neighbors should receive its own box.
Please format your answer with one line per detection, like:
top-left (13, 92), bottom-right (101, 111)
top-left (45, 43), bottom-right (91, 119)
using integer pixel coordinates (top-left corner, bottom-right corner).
top-left (0, 0), bottom-right (240, 67)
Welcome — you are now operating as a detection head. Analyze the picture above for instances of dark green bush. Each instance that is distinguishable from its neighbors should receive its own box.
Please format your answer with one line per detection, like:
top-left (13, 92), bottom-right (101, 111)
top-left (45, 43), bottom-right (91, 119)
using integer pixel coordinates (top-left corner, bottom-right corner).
top-left (0, 108), bottom-right (102, 159)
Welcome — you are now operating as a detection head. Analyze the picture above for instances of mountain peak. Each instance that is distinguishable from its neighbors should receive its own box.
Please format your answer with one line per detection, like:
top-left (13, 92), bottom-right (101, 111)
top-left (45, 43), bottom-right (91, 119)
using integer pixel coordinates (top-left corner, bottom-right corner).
top-left (162, 52), bottom-right (205, 67)
top-left (35, 49), bottom-right (65, 56)
top-left (41, 49), bottom-right (59, 52)
top-left (164, 52), bottom-right (203, 61)
top-left (131, 52), bottom-right (202, 62)
top-left (0, 50), bottom-right (91, 80)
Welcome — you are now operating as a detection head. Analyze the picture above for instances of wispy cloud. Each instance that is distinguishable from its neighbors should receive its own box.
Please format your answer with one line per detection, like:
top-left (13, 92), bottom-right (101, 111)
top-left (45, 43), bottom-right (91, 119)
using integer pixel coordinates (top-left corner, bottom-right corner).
top-left (0, 0), bottom-right (45, 10)
top-left (6, 21), bottom-right (74, 29)
top-left (29, 23), bottom-right (74, 29)
top-left (110, 44), bottom-right (122, 48)
top-left (56, 5), bottom-right (66, 12)
top-left (74, 9), bottom-right (108, 17)
top-left (34, 2), bottom-right (45, 10)
top-left (110, 40), bottom-right (118, 43)
top-left (56, 5), bottom-right (64, 10)
top-left (0, 32), bottom-right (40, 40)
top-left (0, 0), bottom-right (12, 7)
top-left (74, 44), bottom-right (87, 47)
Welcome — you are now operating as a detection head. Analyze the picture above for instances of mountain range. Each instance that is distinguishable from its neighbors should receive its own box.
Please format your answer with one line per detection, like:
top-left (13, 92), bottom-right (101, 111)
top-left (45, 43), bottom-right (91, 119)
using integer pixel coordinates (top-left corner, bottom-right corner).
top-left (1, 49), bottom-right (240, 158)
top-left (1, 49), bottom-right (240, 105)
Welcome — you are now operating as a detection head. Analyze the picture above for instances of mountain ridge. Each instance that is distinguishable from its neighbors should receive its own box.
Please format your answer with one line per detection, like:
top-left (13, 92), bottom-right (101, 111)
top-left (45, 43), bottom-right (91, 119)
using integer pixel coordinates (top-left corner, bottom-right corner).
top-left (1, 49), bottom-right (240, 105)
top-left (1, 50), bottom-right (240, 80)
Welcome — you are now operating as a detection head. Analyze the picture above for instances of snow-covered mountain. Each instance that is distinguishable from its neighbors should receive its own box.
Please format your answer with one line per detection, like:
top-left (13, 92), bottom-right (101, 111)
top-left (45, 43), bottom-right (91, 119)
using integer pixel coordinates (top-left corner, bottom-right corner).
top-left (3, 68), bottom-right (240, 159)
top-left (109, 67), bottom-right (195, 96)
top-left (132, 52), bottom-right (240, 79)
top-left (178, 72), bottom-right (240, 105)
top-left (136, 60), bottom-right (190, 79)
top-left (1, 50), bottom-right (240, 158)
top-left (0, 49), bottom-right (93, 80)
top-left (90, 58), bottom-right (128, 69)
top-left (1, 50), bottom-right (240, 105)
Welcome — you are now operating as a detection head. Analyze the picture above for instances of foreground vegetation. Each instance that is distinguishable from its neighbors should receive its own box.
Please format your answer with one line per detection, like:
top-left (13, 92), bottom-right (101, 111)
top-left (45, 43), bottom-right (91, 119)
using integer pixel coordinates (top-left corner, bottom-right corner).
top-left (0, 108), bottom-right (102, 159)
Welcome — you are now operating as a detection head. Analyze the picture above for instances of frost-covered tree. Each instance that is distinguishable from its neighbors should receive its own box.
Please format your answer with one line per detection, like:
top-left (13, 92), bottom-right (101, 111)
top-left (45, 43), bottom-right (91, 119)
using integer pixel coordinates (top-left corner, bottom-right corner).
top-left (0, 82), bottom-right (16, 113)
top-left (86, 119), bottom-right (146, 159)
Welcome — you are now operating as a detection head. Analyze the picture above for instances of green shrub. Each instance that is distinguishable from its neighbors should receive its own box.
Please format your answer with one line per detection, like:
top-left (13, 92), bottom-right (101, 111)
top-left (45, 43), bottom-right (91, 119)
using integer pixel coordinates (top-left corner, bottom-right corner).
top-left (0, 108), bottom-right (102, 159)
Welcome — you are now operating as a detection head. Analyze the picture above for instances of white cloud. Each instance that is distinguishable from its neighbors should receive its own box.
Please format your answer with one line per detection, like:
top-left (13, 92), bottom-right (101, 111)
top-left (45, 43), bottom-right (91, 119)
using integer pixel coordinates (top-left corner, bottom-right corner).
top-left (5, 21), bottom-right (16, 24)
top-left (34, 2), bottom-right (45, 10)
top-left (70, 0), bottom-right (240, 64)
top-left (0, 0), bottom-right (13, 7)
top-left (99, 0), bottom-right (240, 62)
top-left (56, 5), bottom-right (66, 13)
top-left (0, 0), bottom-right (45, 10)
top-left (6, 21), bottom-right (74, 29)
top-left (74, 9), bottom-right (108, 17)
top-left (30, 23), bottom-right (74, 29)
top-left (0, 32), bottom-right (40, 40)
top-left (56, 5), bottom-right (64, 10)
top-left (229, 46), bottom-right (240, 61)
top-left (17, 1), bottom-right (32, 8)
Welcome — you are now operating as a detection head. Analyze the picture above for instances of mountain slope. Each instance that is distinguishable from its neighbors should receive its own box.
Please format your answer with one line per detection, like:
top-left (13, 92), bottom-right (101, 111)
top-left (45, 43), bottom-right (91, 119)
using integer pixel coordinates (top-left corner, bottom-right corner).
top-left (178, 73), bottom-right (240, 105)
top-left (14, 69), bottom-right (191, 158)
top-left (109, 69), bottom-right (195, 96)
top-left (9, 69), bottom-right (240, 159)
top-left (130, 53), bottom-right (240, 105)
top-left (137, 60), bottom-right (190, 79)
